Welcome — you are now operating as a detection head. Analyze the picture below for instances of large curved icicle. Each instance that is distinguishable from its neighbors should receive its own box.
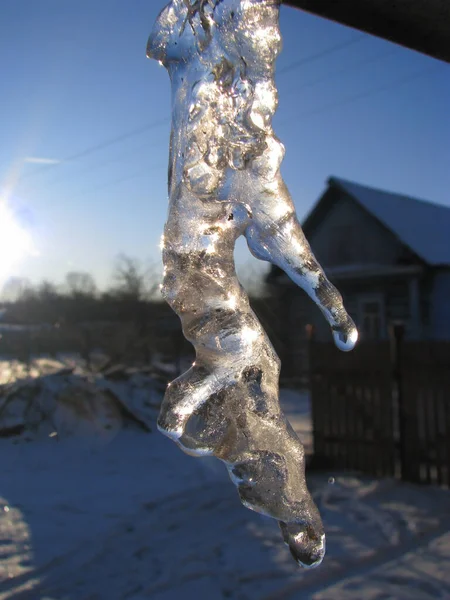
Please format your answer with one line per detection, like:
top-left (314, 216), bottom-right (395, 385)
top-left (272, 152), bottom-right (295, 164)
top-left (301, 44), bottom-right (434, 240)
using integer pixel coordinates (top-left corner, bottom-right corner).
top-left (147, 0), bottom-right (357, 567)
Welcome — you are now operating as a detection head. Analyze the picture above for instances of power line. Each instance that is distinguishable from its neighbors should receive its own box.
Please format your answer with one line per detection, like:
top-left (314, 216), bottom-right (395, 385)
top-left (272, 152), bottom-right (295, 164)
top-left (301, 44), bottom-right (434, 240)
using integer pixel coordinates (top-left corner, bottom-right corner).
top-left (17, 35), bottom-right (365, 192)
top-left (63, 118), bottom-right (168, 162)
top-left (59, 64), bottom-right (443, 205)
top-left (15, 33), bottom-right (430, 201)
top-left (276, 64), bottom-right (442, 126)
top-left (29, 65), bottom-right (440, 203)
top-left (19, 117), bottom-right (169, 184)
top-left (17, 35), bottom-right (364, 188)
top-left (281, 47), bottom-right (397, 97)
top-left (22, 139), bottom-right (158, 195)
top-left (277, 33), bottom-right (366, 76)
top-left (64, 163), bottom-right (165, 202)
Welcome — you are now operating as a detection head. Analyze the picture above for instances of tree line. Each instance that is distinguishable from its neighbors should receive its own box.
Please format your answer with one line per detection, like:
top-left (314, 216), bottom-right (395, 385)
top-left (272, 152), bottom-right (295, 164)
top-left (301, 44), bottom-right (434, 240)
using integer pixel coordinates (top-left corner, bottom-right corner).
top-left (1, 254), bottom-right (163, 325)
top-left (0, 256), bottom-right (276, 370)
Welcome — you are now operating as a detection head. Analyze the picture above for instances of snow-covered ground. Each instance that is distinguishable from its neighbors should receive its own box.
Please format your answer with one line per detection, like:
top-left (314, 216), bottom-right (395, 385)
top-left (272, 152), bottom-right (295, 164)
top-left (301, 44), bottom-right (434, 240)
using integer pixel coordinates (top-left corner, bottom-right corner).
top-left (1, 368), bottom-right (450, 599)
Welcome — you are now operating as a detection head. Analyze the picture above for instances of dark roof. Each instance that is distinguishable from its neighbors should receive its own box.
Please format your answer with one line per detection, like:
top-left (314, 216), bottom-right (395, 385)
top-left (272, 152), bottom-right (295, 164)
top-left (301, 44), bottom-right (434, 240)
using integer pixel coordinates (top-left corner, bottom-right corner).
top-left (318, 176), bottom-right (450, 266)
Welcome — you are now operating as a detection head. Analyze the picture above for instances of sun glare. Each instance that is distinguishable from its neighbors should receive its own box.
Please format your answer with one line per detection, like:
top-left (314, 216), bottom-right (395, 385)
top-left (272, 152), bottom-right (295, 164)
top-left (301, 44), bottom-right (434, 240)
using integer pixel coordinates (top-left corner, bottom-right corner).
top-left (0, 200), bottom-right (35, 282)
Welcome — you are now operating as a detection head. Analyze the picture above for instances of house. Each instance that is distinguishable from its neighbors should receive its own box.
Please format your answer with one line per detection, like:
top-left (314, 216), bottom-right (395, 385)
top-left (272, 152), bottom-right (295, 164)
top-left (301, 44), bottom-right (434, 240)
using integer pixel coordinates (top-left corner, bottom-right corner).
top-left (267, 176), bottom-right (450, 374)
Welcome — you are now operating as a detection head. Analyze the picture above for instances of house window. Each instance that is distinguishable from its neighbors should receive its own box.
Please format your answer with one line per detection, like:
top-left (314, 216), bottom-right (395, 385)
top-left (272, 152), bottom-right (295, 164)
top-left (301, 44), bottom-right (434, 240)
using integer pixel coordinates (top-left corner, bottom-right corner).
top-left (357, 295), bottom-right (385, 340)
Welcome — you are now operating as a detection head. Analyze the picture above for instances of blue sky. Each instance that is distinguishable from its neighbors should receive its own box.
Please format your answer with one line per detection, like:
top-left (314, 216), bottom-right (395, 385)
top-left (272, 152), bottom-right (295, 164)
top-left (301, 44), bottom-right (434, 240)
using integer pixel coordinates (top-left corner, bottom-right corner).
top-left (1, 0), bottom-right (449, 291)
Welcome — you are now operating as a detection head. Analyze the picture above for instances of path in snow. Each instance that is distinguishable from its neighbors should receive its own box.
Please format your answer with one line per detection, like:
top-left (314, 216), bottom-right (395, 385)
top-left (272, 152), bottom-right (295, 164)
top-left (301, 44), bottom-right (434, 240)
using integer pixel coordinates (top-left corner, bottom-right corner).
top-left (1, 383), bottom-right (450, 599)
top-left (1, 433), bottom-right (450, 598)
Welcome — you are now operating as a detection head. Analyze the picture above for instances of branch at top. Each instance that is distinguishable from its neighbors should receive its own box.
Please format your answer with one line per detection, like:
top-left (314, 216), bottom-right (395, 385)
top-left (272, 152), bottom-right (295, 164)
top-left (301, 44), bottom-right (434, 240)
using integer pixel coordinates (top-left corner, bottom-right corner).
top-left (282, 0), bottom-right (450, 63)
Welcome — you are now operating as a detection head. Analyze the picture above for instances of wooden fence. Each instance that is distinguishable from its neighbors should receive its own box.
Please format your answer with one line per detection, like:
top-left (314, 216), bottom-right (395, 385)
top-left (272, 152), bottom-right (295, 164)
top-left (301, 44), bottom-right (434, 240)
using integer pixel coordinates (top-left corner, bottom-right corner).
top-left (309, 331), bottom-right (450, 487)
top-left (400, 341), bottom-right (450, 486)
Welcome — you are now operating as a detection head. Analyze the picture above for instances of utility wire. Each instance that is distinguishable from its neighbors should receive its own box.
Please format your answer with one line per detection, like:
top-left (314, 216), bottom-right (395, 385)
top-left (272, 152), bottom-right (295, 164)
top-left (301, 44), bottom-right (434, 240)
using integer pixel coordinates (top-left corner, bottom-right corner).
top-left (277, 33), bottom-right (366, 76)
top-left (64, 163), bottom-right (165, 203)
top-left (22, 139), bottom-right (158, 195)
top-left (277, 64), bottom-right (442, 127)
top-left (281, 47), bottom-right (397, 97)
top-left (31, 64), bottom-right (441, 202)
top-left (18, 35), bottom-right (364, 188)
top-left (16, 34), bottom-right (430, 199)
top-left (19, 117), bottom-right (169, 184)
top-left (62, 118), bottom-right (168, 162)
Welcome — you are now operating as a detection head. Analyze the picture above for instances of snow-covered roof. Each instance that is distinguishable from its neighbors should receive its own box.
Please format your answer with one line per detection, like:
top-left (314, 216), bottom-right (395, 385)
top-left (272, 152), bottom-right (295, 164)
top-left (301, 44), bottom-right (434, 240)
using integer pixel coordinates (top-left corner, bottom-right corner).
top-left (328, 176), bottom-right (450, 266)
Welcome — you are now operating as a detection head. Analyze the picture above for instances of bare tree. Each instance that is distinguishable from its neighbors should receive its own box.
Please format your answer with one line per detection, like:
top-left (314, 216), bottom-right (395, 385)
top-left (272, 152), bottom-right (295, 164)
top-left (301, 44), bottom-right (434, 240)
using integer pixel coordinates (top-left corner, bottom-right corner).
top-left (37, 280), bottom-right (59, 302)
top-left (111, 254), bottom-right (160, 301)
top-left (105, 255), bottom-right (162, 366)
top-left (1, 277), bottom-right (32, 302)
top-left (65, 271), bottom-right (97, 298)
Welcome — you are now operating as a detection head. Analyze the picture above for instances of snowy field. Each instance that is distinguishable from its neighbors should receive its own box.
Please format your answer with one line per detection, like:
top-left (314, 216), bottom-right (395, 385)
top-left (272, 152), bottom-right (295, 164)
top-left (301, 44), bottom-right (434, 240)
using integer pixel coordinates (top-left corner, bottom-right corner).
top-left (1, 360), bottom-right (450, 599)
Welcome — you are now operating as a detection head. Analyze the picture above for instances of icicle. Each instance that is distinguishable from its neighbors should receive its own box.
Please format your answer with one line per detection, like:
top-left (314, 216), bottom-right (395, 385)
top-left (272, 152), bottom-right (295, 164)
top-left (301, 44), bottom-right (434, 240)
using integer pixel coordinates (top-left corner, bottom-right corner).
top-left (147, 0), bottom-right (357, 567)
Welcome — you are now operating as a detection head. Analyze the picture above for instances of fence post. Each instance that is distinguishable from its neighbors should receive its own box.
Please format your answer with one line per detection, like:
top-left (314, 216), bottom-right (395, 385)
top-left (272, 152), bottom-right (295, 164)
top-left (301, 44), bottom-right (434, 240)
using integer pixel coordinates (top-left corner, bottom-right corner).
top-left (305, 323), bottom-right (315, 383)
top-left (389, 323), bottom-right (410, 481)
top-left (307, 324), bottom-right (322, 461)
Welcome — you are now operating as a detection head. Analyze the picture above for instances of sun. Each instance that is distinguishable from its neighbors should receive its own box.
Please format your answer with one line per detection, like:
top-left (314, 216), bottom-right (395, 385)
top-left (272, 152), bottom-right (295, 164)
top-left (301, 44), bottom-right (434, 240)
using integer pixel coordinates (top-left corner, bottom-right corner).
top-left (0, 200), bottom-right (35, 283)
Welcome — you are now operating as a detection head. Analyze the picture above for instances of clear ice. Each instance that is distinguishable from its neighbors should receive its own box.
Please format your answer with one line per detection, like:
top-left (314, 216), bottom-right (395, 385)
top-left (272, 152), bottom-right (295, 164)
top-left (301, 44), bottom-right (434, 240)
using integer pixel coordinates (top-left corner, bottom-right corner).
top-left (147, 0), bottom-right (357, 567)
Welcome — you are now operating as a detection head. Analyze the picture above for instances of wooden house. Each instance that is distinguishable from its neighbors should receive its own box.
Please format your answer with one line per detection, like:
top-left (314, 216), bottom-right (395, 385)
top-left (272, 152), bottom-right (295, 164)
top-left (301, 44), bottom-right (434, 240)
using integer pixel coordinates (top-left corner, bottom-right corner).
top-left (267, 176), bottom-right (450, 375)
